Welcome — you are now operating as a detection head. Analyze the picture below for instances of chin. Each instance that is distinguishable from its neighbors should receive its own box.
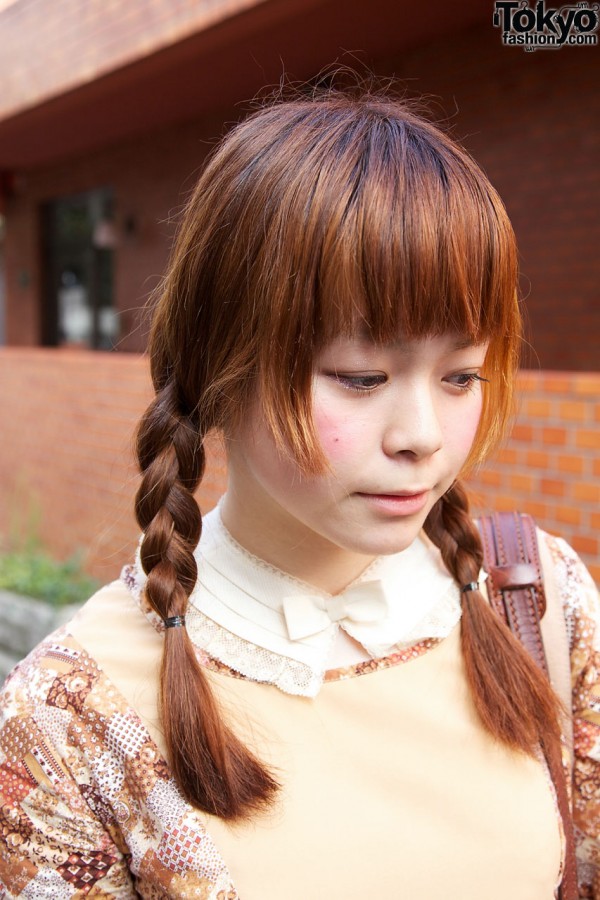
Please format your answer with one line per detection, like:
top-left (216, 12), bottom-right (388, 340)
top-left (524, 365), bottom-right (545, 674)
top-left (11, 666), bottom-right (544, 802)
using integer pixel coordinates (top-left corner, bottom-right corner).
top-left (341, 527), bottom-right (425, 558)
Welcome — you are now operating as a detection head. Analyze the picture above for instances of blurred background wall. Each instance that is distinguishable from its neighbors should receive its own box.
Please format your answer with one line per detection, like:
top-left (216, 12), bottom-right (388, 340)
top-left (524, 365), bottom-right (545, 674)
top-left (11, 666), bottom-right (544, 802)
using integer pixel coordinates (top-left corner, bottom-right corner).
top-left (0, 0), bottom-right (598, 582)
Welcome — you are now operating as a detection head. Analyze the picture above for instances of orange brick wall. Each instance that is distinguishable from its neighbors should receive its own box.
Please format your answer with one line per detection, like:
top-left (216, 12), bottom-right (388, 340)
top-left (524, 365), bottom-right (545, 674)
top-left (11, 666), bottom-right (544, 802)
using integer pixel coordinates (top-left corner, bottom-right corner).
top-left (0, 349), bottom-right (598, 585)
top-left (467, 371), bottom-right (600, 583)
top-left (0, 347), bottom-right (226, 582)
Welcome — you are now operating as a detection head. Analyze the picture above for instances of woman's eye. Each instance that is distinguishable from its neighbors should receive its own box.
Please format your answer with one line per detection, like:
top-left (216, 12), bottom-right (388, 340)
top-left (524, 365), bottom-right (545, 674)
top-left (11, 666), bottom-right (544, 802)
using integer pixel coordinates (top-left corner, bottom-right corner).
top-left (446, 373), bottom-right (489, 391)
top-left (333, 373), bottom-right (387, 392)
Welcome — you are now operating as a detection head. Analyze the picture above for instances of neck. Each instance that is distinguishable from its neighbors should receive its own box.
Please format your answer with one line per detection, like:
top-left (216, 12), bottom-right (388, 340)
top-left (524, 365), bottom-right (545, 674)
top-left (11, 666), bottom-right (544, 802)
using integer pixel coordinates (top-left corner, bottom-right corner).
top-left (219, 490), bottom-right (376, 596)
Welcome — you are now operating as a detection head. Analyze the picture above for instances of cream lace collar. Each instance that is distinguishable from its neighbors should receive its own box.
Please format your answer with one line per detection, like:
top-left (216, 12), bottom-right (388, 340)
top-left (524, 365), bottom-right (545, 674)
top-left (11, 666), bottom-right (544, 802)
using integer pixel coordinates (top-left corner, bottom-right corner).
top-left (127, 502), bottom-right (462, 697)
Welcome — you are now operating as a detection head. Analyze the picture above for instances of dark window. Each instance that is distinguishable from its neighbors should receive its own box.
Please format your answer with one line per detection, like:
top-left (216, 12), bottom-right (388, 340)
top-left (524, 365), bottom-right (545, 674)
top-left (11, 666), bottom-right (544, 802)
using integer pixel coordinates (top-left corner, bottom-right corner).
top-left (41, 186), bottom-right (118, 350)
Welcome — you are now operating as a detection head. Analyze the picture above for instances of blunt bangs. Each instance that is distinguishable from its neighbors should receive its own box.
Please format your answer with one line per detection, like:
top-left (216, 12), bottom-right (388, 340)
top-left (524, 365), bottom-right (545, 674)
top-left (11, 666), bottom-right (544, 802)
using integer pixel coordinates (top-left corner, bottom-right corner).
top-left (315, 116), bottom-right (518, 348)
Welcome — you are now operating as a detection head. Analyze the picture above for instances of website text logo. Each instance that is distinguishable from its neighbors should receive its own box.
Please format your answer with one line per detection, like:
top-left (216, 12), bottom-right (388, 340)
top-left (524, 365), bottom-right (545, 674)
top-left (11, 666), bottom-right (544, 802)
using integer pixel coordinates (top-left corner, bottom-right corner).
top-left (493, 1), bottom-right (599, 49)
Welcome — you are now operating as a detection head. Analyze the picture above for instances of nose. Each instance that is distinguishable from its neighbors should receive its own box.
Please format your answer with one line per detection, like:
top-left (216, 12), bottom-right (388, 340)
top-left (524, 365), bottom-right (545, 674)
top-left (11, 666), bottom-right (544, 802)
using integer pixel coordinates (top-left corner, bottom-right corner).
top-left (381, 384), bottom-right (443, 460)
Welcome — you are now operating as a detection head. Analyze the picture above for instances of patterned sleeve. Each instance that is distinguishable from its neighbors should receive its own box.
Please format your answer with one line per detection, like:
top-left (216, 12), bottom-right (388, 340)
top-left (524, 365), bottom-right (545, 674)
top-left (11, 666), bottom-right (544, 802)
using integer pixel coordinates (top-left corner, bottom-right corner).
top-left (0, 631), bottom-right (239, 899)
top-left (544, 534), bottom-right (600, 899)
top-left (0, 639), bottom-right (136, 898)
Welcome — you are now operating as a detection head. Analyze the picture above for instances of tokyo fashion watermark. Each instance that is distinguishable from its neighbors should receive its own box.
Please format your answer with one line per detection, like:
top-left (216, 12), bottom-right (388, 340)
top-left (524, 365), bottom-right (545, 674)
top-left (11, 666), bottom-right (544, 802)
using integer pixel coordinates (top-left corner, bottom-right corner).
top-left (493, 1), bottom-right (599, 49)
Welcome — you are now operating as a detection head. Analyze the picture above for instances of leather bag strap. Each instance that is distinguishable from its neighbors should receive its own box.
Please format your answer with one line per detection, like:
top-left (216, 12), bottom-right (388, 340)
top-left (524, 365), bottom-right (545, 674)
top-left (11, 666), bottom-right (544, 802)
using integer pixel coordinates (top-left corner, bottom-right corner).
top-left (477, 512), bottom-right (578, 900)
top-left (478, 511), bottom-right (548, 673)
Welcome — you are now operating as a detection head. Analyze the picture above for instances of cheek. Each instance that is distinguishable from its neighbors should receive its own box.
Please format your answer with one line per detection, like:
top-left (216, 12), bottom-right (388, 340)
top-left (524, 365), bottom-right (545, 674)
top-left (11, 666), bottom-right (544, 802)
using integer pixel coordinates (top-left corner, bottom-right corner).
top-left (313, 406), bottom-right (365, 463)
top-left (448, 400), bottom-right (484, 457)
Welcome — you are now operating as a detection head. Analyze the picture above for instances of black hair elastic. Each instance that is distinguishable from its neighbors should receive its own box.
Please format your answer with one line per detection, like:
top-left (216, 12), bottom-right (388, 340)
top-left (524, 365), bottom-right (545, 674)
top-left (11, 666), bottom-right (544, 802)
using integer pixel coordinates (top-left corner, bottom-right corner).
top-left (461, 582), bottom-right (479, 594)
top-left (164, 615), bottom-right (186, 629)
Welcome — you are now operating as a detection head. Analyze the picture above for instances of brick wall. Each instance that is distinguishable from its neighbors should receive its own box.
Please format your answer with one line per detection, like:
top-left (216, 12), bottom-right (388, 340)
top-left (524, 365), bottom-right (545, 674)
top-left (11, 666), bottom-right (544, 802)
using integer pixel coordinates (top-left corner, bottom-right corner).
top-left (467, 371), bottom-right (600, 583)
top-left (3, 114), bottom-right (226, 350)
top-left (381, 28), bottom-right (600, 372)
top-left (0, 349), bottom-right (598, 585)
top-left (0, 0), bottom-right (263, 120)
top-left (0, 348), bottom-right (226, 582)
top-left (4, 23), bottom-right (598, 369)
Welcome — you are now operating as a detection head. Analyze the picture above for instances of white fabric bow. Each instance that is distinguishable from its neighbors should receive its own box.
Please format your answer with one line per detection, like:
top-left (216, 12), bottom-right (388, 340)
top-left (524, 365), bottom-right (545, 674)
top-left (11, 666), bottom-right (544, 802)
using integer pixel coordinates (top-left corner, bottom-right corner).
top-left (282, 580), bottom-right (390, 641)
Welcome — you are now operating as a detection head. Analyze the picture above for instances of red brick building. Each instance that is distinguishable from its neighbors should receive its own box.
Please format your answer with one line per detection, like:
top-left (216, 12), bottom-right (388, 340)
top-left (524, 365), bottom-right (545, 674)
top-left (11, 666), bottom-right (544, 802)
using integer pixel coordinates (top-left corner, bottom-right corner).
top-left (0, 0), bottom-right (598, 580)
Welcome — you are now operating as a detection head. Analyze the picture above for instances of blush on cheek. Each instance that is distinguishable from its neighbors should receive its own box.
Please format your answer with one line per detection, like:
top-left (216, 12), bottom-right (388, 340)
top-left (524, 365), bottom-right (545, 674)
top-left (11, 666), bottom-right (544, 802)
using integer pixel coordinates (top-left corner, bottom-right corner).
top-left (313, 411), bottom-right (357, 461)
top-left (456, 403), bottom-right (484, 454)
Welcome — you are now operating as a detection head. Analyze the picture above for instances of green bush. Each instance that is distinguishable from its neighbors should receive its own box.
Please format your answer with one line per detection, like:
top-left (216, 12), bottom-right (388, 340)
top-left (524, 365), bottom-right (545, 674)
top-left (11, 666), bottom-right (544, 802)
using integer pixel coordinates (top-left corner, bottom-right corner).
top-left (0, 550), bottom-right (100, 608)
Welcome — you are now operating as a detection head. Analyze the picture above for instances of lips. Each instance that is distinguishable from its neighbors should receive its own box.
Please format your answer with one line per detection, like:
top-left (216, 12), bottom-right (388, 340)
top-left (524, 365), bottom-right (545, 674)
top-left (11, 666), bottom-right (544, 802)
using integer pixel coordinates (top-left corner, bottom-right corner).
top-left (356, 490), bottom-right (431, 516)
top-left (358, 489), bottom-right (430, 498)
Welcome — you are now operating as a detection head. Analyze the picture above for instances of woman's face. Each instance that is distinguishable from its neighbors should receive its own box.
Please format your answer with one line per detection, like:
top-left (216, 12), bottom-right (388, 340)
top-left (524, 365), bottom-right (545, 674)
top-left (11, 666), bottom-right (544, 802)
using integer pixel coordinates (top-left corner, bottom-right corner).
top-left (223, 333), bottom-right (488, 591)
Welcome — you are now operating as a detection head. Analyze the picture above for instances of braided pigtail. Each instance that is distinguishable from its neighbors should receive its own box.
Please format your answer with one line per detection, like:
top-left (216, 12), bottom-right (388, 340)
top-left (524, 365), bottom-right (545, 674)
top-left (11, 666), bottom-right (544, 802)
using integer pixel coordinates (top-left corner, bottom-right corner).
top-left (424, 482), bottom-right (562, 755)
top-left (135, 380), bottom-right (278, 819)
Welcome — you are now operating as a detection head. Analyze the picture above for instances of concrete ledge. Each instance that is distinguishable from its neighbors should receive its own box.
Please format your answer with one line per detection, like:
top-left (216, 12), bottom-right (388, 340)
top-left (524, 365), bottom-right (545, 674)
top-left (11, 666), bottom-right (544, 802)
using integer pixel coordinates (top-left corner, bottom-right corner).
top-left (0, 590), bottom-right (81, 684)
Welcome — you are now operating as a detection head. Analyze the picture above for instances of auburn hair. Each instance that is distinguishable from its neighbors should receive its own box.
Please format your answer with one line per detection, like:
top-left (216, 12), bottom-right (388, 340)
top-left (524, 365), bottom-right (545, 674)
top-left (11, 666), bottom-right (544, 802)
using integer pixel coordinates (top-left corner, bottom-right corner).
top-left (135, 88), bottom-right (561, 819)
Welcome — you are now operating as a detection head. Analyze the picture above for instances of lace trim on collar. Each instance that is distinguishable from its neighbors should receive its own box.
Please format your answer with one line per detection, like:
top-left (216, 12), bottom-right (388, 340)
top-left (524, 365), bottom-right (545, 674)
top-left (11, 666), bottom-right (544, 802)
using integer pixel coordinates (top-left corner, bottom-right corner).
top-left (121, 561), bottom-right (459, 698)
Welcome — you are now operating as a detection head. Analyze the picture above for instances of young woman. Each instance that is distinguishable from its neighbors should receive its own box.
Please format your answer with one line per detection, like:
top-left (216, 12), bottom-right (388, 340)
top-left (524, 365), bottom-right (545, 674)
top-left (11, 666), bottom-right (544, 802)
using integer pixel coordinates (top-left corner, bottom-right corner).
top-left (0, 89), bottom-right (598, 899)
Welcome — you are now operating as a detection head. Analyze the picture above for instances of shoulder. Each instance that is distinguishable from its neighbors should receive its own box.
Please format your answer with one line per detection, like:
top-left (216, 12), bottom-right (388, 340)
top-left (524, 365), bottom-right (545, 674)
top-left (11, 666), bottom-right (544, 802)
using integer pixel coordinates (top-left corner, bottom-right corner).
top-left (0, 623), bottom-right (100, 718)
top-left (0, 614), bottom-right (124, 781)
top-left (0, 577), bottom-right (158, 764)
top-left (536, 528), bottom-right (600, 746)
top-left (535, 533), bottom-right (600, 891)
top-left (0, 592), bottom-right (238, 898)
top-left (0, 576), bottom-right (164, 751)
top-left (0, 626), bottom-right (131, 888)
top-left (536, 528), bottom-right (599, 638)
top-left (0, 579), bottom-right (137, 714)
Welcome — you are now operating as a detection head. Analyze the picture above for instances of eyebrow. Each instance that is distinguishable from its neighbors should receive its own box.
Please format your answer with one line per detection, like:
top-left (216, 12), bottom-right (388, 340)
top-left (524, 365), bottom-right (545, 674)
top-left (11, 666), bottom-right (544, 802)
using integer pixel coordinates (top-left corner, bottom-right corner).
top-left (452, 337), bottom-right (478, 350)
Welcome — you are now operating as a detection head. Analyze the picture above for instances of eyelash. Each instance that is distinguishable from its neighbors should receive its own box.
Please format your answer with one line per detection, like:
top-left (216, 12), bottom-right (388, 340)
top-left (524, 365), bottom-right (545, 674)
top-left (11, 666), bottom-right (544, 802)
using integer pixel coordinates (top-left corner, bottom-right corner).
top-left (333, 374), bottom-right (387, 393)
top-left (446, 373), bottom-right (490, 392)
top-left (331, 373), bottom-right (489, 394)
